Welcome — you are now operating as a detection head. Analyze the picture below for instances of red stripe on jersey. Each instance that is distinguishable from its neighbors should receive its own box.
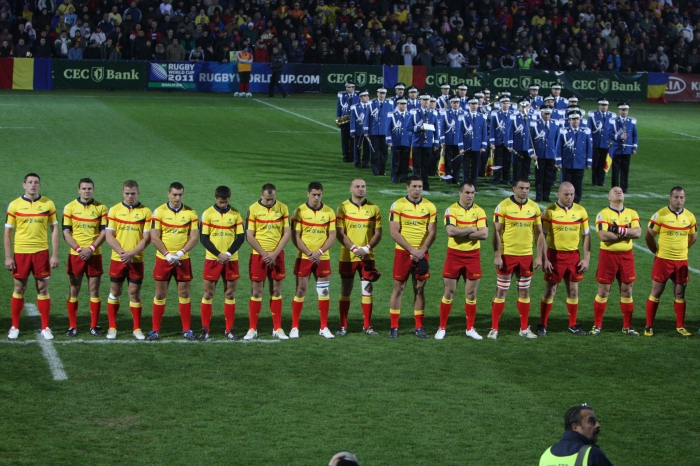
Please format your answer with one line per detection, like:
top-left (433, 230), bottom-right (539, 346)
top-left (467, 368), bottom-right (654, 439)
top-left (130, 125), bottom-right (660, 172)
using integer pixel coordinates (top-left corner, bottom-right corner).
top-left (548, 219), bottom-right (585, 225)
top-left (64, 214), bottom-right (101, 223)
top-left (396, 213), bottom-right (430, 220)
top-left (299, 220), bottom-right (332, 227)
top-left (159, 220), bottom-right (194, 228)
top-left (504, 214), bottom-right (538, 221)
top-left (251, 217), bottom-right (285, 224)
top-left (6, 212), bottom-right (14, 217)
top-left (342, 215), bottom-right (376, 222)
top-left (107, 217), bottom-right (146, 225)
top-left (13, 211), bottom-right (53, 217)
top-left (202, 222), bottom-right (241, 229)
top-left (659, 223), bottom-right (694, 231)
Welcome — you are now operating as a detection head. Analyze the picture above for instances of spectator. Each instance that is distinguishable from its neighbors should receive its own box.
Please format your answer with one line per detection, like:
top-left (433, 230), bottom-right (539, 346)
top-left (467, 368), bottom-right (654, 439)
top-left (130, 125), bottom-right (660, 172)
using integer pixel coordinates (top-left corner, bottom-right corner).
top-left (382, 42), bottom-right (400, 65)
top-left (434, 44), bottom-right (449, 66)
top-left (84, 40), bottom-right (102, 59)
top-left (13, 38), bottom-right (30, 58)
top-left (349, 42), bottom-right (367, 64)
top-left (33, 37), bottom-right (52, 58)
top-left (189, 44), bottom-right (204, 61)
top-left (401, 44), bottom-right (413, 65)
top-left (500, 50), bottom-right (516, 68)
top-left (0, 39), bottom-right (10, 57)
top-left (368, 43), bottom-right (383, 65)
top-left (67, 40), bottom-right (82, 59)
top-left (287, 38), bottom-right (304, 63)
top-left (447, 46), bottom-right (464, 67)
top-left (620, 48), bottom-right (634, 72)
top-left (654, 46), bottom-right (669, 70)
top-left (166, 37), bottom-right (185, 61)
top-left (518, 51), bottom-right (532, 69)
top-left (101, 38), bottom-right (121, 60)
top-left (466, 47), bottom-right (480, 68)
top-left (253, 38), bottom-right (269, 62)
top-left (607, 49), bottom-right (621, 71)
top-left (90, 25), bottom-right (106, 45)
top-left (54, 31), bottom-right (71, 58)
top-left (125, 2), bottom-right (142, 24)
top-left (416, 47), bottom-right (434, 66)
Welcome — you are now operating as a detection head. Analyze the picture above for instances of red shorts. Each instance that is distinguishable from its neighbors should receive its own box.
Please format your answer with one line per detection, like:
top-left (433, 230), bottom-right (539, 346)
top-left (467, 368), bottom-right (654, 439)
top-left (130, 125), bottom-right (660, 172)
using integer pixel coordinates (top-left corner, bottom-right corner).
top-left (393, 249), bottom-right (430, 281)
top-left (153, 257), bottom-right (193, 282)
top-left (249, 251), bottom-right (286, 281)
top-left (338, 260), bottom-right (381, 281)
top-left (109, 260), bottom-right (145, 283)
top-left (443, 248), bottom-right (482, 280)
top-left (497, 254), bottom-right (534, 277)
top-left (293, 258), bottom-right (332, 278)
top-left (203, 259), bottom-right (240, 281)
top-left (544, 249), bottom-right (583, 283)
top-left (12, 250), bottom-right (50, 280)
top-left (596, 249), bottom-right (636, 284)
top-left (652, 257), bottom-right (689, 284)
top-left (66, 254), bottom-right (103, 277)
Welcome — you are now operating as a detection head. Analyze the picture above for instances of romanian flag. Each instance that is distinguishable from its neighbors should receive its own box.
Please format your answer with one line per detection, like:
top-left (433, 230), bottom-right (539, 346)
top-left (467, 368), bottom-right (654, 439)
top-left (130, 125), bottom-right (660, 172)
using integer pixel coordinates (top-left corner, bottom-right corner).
top-left (408, 147), bottom-right (413, 170)
top-left (604, 152), bottom-right (613, 173)
top-left (383, 65), bottom-right (427, 90)
top-left (485, 150), bottom-right (495, 177)
top-left (647, 72), bottom-right (669, 104)
top-left (0, 58), bottom-right (52, 90)
top-left (437, 150), bottom-right (446, 178)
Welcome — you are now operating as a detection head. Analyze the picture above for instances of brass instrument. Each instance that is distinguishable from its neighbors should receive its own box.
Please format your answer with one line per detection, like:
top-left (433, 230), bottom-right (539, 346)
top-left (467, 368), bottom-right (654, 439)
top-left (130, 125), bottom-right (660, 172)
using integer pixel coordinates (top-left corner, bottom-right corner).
top-left (335, 115), bottom-right (350, 126)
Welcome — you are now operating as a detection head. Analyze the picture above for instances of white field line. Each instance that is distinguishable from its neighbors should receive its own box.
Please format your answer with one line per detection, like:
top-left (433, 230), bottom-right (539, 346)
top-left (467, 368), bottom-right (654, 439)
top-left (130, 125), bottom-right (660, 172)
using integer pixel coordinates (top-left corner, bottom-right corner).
top-left (25, 304), bottom-right (68, 381)
top-left (267, 130), bottom-right (337, 133)
top-left (673, 132), bottom-right (700, 140)
top-left (0, 338), bottom-right (280, 345)
top-left (0, 126), bottom-right (35, 129)
top-left (254, 98), bottom-right (340, 131)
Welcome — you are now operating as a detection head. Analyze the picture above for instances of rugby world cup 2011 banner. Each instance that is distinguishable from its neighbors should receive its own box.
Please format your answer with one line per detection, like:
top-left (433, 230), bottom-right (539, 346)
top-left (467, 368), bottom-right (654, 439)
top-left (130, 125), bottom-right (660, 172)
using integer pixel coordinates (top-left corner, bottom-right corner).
top-left (52, 60), bottom-right (148, 89)
top-left (147, 62), bottom-right (321, 93)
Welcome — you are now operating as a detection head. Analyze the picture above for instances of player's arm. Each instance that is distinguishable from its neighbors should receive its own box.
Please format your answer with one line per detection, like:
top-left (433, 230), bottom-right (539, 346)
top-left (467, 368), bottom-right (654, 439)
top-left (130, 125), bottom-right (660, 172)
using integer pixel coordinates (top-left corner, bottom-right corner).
top-left (318, 229), bottom-right (337, 257)
top-left (645, 226), bottom-right (658, 254)
top-left (4, 226), bottom-right (14, 270)
top-left (419, 221), bottom-right (437, 252)
top-left (533, 223), bottom-right (545, 270)
top-left (181, 226), bottom-right (199, 256)
top-left (149, 227), bottom-right (169, 257)
top-left (273, 225), bottom-right (291, 258)
top-left (578, 230), bottom-right (591, 272)
top-left (389, 220), bottom-right (420, 258)
top-left (49, 221), bottom-right (60, 268)
top-left (492, 220), bottom-right (503, 268)
top-left (689, 228), bottom-right (697, 249)
top-left (199, 233), bottom-right (222, 256)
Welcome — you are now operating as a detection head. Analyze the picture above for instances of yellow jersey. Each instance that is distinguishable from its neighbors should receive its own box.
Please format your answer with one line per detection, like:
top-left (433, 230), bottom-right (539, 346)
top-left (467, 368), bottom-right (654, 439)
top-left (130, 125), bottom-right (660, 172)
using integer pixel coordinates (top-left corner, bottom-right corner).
top-left (390, 196), bottom-right (437, 250)
top-left (444, 202), bottom-right (487, 252)
top-left (62, 198), bottom-right (108, 256)
top-left (649, 206), bottom-right (697, 260)
top-left (200, 204), bottom-right (244, 260)
top-left (596, 206), bottom-right (640, 252)
top-left (494, 196), bottom-right (542, 256)
top-left (542, 203), bottom-right (589, 252)
top-left (151, 203), bottom-right (198, 260)
top-left (292, 202), bottom-right (336, 260)
top-left (106, 202), bottom-right (152, 263)
top-left (246, 200), bottom-right (290, 254)
top-left (5, 195), bottom-right (58, 254)
top-left (336, 198), bottom-right (382, 262)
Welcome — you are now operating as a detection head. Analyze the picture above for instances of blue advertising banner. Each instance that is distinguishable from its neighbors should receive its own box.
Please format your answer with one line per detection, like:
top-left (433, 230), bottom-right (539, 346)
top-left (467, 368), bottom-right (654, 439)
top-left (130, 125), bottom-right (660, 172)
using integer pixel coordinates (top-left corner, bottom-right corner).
top-left (249, 63), bottom-right (321, 94)
top-left (148, 61), bottom-right (239, 92)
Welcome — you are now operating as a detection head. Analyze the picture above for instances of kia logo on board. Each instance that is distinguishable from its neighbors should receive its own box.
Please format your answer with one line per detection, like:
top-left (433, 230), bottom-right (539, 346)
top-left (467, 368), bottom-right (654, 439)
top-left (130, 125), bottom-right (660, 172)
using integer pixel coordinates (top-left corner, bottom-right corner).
top-left (666, 75), bottom-right (687, 95)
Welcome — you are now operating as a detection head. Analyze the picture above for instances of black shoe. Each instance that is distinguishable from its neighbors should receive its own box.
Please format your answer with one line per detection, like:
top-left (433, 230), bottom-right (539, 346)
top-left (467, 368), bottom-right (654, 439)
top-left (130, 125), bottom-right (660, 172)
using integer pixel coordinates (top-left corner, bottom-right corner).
top-left (363, 326), bottom-right (380, 336)
top-left (414, 327), bottom-right (429, 339)
top-left (66, 327), bottom-right (77, 337)
top-left (89, 326), bottom-right (102, 337)
top-left (198, 327), bottom-right (209, 341)
top-left (568, 323), bottom-right (587, 336)
top-left (536, 324), bottom-right (548, 336)
top-left (225, 329), bottom-right (239, 341)
top-left (388, 327), bottom-right (399, 338)
top-left (147, 330), bottom-right (160, 341)
top-left (336, 327), bottom-right (347, 337)
top-left (182, 330), bottom-right (196, 340)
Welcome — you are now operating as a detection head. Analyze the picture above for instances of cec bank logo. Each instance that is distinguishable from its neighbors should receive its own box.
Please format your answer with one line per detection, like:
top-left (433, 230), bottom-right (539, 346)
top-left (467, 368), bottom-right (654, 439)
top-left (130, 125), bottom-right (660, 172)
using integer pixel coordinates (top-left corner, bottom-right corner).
top-left (519, 76), bottom-right (531, 91)
top-left (598, 78), bottom-right (610, 93)
top-left (436, 73), bottom-right (448, 85)
top-left (92, 67), bottom-right (104, 82)
top-left (354, 72), bottom-right (367, 87)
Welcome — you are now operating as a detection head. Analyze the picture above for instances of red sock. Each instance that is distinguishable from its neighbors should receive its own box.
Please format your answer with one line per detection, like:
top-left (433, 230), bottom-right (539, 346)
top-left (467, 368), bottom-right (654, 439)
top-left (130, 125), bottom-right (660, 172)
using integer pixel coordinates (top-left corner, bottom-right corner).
top-left (291, 298), bottom-right (304, 328)
top-left (674, 299), bottom-right (686, 328)
top-left (224, 299), bottom-right (236, 331)
top-left (361, 297), bottom-right (372, 328)
top-left (270, 297), bottom-right (283, 330)
top-left (517, 298), bottom-right (530, 330)
top-left (465, 300), bottom-right (476, 330)
top-left (89, 299), bottom-right (101, 328)
top-left (390, 310), bottom-right (400, 328)
top-left (414, 311), bottom-right (424, 329)
top-left (67, 299), bottom-right (78, 329)
top-left (248, 298), bottom-right (262, 330)
top-left (593, 297), bottom-right (608, 327)
top-left (645, 298), bottom-right (659, 327)
top-left (200, 301), bottom-right (213, 332)
top-left (319, 298), bottom-right (330, 329)
top-left (108, 301), bottom-right (120, 329)
top-left (566, 299), bottom-right (579, 327)
top-left (339, 297), bottom-right (350, 328)
top-left (179, 301), bottom-right (192, 332)
top-left (439, 299), bottom-right (452, 329)
top-left (491, 299), bottom-right (505, 330)
top-left (539, 299), bottom-right (553, 326)
top-left (37, 297), bottom-right (51, 330)
top-left (151, 302), bottom-right (165, 332)
top-left (11, 295), bottom-right (24, 328)
top-left (620, 300), bottom-right (634, 328)
top-left (130, 304), bottom-right (142, 330)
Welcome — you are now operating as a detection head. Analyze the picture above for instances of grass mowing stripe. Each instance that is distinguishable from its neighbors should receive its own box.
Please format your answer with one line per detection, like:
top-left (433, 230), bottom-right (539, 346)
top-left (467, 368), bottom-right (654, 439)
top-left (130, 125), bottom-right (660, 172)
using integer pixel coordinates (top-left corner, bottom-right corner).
top-left (25, 303), bottom-right (68, 381)
top-left (254, 98), bottom-right (340, 131)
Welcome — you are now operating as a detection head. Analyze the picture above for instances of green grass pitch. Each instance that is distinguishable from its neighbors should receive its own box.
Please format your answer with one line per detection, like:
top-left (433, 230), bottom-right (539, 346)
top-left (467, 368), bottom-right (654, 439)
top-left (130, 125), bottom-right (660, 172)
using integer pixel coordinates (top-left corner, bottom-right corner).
top-left (1, 91), bottom-right (700, 465)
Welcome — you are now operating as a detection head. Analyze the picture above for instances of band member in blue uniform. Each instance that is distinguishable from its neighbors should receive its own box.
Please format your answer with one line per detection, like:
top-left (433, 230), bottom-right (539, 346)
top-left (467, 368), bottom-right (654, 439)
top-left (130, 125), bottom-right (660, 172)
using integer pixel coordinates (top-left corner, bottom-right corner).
top-left (367, 87), bottom-right (394, 176)
top-left (489, 96), bottom-right (512, 185)
top-left (337, 81), bottom-right (359, 163)
top-left (350, 90), bottom-right (370, 169)
top-left (508, 99), bottom-right (536, 181)
top-left (556, 112), bottom-right (592, 204)
top-left (531, 106), bottom-right (561, 202)
top-left (587, 98), bottom-right (615, 187)
top-left (460, 97), bottom-right (489, 187)
top-left (388, 98), bottom-right (413, 184)
top-left (409, 94), bottom-right (439, 191)
top-left (607, 102), bottom-right (638, 193)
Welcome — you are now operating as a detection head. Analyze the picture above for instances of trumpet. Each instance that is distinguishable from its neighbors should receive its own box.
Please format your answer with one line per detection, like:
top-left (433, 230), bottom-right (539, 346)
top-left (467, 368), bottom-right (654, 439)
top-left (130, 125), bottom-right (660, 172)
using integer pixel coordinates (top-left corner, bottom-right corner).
top-left (335, 115), bottom-right (350, 126)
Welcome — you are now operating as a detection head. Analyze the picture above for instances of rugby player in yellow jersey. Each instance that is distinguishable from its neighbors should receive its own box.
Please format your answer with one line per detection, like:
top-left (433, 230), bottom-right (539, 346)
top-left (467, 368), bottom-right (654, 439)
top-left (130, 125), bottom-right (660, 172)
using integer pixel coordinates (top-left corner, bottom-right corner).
top-left (4, 173), bottom-right (60, 340)
top-left (147, 182), bottom-right (199, 341)
top-left (245, 183), bottom-right (292, 341)
top-left (591, 187), bottom-right (642, 336)
top-left (198, 186), bottom-right (246, 341)
top-left (537, 182), bottom-right (591, 337)
top-left (62, 178), bottom-right (107, 337)
top-left (437, 182), bottom-right (488, 340)
top-left (291, 182), bottom-right (337, 339)
top-left (104, 180), bottom-right (152, 340)
top-left (645, 186), bottom-right (697, 337)
top-left (388, 175), bottom-right (437, 339)
top-left (490, 178), bottom-right (545, 339)
top-left (336, 178), bottom-right (382, 337)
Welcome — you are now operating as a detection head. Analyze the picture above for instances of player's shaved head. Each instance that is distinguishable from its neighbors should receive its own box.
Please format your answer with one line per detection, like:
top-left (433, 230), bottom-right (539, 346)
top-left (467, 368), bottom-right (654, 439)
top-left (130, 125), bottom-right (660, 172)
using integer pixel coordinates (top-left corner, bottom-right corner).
top-left (558, 181), bottom-right (575, 193)
top-left (123, 180), bottom-right (139, 189)
top-left (558, 182), bottom-right (576, 207)
top-left (261, 183), bottom-right (276, 195)
top-left (608, 186), bottom-right (624, 203)
top-left (350, 177), bottom-right (365, 187)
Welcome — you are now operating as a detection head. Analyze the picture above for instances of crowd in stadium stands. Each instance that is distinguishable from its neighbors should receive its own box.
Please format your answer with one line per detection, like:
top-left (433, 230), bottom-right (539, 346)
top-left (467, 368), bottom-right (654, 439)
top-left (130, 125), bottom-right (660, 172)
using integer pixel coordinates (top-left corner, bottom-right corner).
top-left (0, 0), bottom-right (699, 72)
